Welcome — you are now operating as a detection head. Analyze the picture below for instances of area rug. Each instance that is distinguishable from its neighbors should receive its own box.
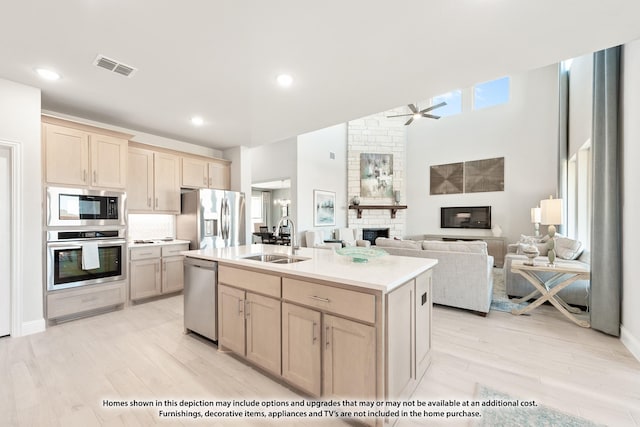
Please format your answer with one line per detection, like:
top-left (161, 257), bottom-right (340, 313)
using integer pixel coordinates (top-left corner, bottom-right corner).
top-left (473, 384), bottom-right (604, 427)
top-left (490, 268), bottom-right (529, 313)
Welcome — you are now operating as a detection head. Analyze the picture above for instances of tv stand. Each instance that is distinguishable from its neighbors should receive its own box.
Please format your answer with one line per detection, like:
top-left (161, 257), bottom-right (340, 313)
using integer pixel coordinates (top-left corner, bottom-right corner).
top-left (423, 234), bottom-right (506, 268)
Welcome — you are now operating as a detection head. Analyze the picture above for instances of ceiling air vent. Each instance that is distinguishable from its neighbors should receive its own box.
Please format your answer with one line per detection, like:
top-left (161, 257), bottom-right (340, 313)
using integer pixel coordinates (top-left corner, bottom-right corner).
top-left (93, 55), bottom-right (137, 77)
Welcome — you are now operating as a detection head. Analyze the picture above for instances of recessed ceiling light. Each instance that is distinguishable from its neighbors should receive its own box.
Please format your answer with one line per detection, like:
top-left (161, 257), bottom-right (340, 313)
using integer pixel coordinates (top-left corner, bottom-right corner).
top-left (276, 74), bottom-right (293, 87)
top-left (191, 116), bottom-right (204, 126)
top-left (35, 68), bottom-right (61, 81)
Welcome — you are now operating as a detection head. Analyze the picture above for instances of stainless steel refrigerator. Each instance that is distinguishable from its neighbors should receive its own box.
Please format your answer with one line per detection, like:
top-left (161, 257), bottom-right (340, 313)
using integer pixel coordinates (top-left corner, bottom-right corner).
top-left (177, 189), bottom-right (246, 249)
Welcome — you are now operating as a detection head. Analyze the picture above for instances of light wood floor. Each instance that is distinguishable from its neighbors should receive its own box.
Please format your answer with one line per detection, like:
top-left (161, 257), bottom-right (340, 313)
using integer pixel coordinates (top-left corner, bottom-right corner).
top-left (1, 295), bottom-right (639, 426)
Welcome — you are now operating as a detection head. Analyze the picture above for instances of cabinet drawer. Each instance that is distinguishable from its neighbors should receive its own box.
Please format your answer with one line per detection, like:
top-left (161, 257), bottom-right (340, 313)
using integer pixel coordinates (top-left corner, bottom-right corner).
top-left (47, 282), bottom-right (126, 319)
top-left (130, 246), bottom-right (161, 260)
top-left (161, 243), bottom-right (189, 257)
top-left (282, 278), bottom-right (375, 323)
top-left (218, 266), bottom-right (281, 298)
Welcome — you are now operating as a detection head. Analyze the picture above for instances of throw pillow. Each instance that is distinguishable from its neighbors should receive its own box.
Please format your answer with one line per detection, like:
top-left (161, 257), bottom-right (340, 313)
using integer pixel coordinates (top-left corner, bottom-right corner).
top-left (555, 237), bottom-right (583, 260)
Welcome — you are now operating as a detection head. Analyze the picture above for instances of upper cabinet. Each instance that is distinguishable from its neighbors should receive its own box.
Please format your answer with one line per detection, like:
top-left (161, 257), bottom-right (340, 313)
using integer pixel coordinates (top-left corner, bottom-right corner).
top-left (127, 146), bottom-right (180, 214)
top-left (181, 156), bottom-right (230, 190)
top-left (42, 117), bottom-right (129, 189)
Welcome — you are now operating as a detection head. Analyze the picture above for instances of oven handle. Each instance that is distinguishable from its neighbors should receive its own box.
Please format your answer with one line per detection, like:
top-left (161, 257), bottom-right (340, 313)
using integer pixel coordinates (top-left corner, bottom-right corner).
top-left (47, 239), bottom-right (127, 249)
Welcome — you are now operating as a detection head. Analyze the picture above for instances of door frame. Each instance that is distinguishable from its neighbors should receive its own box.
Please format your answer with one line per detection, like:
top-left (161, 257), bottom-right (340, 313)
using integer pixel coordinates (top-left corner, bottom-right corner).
top-left (1, 139), bottom-right (23, 337)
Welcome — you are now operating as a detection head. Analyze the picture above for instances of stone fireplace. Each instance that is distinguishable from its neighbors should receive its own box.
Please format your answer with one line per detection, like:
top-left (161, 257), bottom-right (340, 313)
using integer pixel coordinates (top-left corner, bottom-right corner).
top-left (362, 228), bottom-right (390, 246)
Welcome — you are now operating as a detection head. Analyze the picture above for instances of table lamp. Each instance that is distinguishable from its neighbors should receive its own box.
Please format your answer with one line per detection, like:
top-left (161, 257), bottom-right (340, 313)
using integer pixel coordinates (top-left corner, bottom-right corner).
top-left (530, 207), bottom-right (541, 237)
top-left (540, 196), bottom-right (563, 265)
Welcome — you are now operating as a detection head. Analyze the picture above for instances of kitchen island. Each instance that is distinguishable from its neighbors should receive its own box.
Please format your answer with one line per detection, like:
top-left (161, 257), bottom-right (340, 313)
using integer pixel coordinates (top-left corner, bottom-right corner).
top-left (182, 244), bottom-right (437, 426)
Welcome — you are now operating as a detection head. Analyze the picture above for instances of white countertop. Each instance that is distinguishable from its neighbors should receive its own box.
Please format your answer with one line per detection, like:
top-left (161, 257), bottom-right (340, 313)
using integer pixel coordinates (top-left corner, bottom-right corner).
top-left (182, 244), bottom-right (437, 293)
top-left (128, 239), bottom-right (190, 248)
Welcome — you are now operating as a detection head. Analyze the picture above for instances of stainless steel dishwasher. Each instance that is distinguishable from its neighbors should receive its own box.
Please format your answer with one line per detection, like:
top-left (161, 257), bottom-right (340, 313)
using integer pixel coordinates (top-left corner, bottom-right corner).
top-left (184, 257), bottom-right (217, 341)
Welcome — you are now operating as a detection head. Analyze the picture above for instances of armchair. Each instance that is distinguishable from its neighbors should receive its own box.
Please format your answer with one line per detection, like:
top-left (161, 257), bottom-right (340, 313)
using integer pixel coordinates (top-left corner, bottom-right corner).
top-left (336, 228), bottom-right (371, 248)
top-left (304, 230), bottom-right (341, 250)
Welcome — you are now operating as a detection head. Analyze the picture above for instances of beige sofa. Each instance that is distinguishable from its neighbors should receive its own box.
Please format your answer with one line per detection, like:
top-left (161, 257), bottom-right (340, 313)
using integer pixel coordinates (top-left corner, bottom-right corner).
top-left (375, 238), bottom-right (494, 314)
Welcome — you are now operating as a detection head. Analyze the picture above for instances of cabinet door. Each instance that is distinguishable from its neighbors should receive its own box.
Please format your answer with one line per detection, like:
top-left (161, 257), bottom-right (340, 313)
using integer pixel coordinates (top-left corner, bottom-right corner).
top-left (127, 148), bottom-right (154, 211)
top-left (130, 258), bottom-right (161, 300)
top-left (282, 303), bottom-right (321, 396)
top-left (218, 284), bottom-right (246, 355)
top-left (161, 256), bottom-right (184, 294)
top-left (323, 314), bottom-right (375, 399)
top-left (246, 293), bottom-right (281, 375)
top-left (208, 161), bottom-right (230, 190)
top-left (153, 152), bottom-right (180, 213)
top-left (415, 271), bottom-right (432, 379)
top-left (44, 123), bottom-right (89, 186)
top-left (387, 280), bottom-right (414, 400)
top-left (181, 157), bottom-right (208, 189)
top-left (90, 134), bottom-right (127, 189)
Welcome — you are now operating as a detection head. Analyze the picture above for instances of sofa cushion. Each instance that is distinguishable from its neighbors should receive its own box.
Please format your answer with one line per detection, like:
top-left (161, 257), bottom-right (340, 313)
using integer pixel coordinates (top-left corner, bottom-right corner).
top-left (375, 237), bottom-right (421, 250)
top-left (555, 237), bottom-right (584, 260)
top-left (515, 242), bottom-right (549, 256)
top-left (421, 240), bottom-right (487, 254)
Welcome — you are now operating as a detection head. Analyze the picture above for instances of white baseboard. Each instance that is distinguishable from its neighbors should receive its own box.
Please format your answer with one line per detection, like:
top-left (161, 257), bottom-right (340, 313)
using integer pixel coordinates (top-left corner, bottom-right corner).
top-left (621, 325), bottom-right (640, 363)
top-left (20, 318), bottom-right (46, 336)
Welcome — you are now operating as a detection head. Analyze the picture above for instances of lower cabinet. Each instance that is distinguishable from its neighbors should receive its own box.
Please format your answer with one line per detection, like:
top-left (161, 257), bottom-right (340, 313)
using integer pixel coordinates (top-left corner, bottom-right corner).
top-left (218, 284), bottom-right (282, 376)
top-left (322, 314), bottom-right (376, 400)
top-left (130, 244), bottom-right (188, 301)
top-left (386, 270), bottom-right (432, 400)
top-left (282, 302), bottom-right (322, 396)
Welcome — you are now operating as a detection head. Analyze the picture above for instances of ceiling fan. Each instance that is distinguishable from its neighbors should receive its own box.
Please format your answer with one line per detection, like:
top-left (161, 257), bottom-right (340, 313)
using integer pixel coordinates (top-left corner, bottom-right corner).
top-left (387, 101), bottom-right (447, 125)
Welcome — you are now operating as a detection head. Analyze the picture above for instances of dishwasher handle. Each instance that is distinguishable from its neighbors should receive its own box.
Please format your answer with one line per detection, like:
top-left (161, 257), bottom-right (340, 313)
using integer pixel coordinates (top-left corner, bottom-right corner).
top-left (184, 257), bottom-right (217, 271)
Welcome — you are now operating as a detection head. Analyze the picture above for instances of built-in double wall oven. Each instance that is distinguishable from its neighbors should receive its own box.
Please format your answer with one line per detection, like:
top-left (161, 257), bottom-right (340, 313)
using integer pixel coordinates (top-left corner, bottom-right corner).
top-left (46, 187), bottom-right (127, 291)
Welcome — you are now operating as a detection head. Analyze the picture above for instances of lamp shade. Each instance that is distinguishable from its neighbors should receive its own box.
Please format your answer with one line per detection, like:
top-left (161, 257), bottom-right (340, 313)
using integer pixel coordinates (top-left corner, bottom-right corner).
top-left (530, 207), bottom-right (541, 224)
top-left (540, 197), bottom-right (563, 225)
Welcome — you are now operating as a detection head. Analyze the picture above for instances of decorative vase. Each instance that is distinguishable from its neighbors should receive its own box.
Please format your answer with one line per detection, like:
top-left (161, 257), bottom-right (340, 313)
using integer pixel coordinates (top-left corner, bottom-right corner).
top-left (394, 190), bottom-right (401, 205)
top-left (352, 195), bottom-right (360, 206)
top-left (491, 224), bottom-right (502, 237)
top-left (523, 244), bottom-right (539, 266)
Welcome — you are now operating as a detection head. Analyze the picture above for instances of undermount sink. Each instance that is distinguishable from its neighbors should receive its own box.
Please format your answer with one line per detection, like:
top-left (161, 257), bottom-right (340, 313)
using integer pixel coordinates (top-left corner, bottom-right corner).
top-left (241, 254), bottom-right (309, 264)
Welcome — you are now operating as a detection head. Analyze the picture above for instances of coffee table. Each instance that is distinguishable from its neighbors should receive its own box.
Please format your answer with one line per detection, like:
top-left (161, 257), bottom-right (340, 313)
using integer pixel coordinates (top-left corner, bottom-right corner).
top-left (510, 260), bottom-right (590, 327)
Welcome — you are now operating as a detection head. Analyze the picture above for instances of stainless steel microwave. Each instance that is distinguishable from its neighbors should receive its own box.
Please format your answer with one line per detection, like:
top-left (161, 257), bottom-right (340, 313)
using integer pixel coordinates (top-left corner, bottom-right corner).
top-left (46, 187), bottom-right (126, 227)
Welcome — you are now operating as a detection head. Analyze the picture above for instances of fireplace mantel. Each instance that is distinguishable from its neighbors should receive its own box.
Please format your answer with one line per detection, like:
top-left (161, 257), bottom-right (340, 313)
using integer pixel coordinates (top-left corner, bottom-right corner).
top-left (349, 204), bottom-right (407, 219)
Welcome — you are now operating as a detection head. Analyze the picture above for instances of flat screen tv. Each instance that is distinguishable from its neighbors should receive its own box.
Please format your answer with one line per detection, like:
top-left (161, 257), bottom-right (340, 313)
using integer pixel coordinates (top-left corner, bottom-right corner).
top-left (441, 206), bottom-right (491, 229)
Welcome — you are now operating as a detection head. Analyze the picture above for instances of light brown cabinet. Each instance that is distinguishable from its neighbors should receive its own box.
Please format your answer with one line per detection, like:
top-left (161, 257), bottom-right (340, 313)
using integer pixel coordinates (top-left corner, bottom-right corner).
top-left (181, 156), bottom-right (231, 190)
top-left (323, 314), bottom-right (376, 400)
top-left (218, 283), bottom-right (281, 376)
top-left (43, 120), bottom-right (128, 189)
top-left (282, 302), bottom-right (322, 396)
top-left (129, 244), bottom-right (187, 301)
top-left (386, 270), bottom-right (432, 401)
top-left (127, 147), bottom-right (180, 213)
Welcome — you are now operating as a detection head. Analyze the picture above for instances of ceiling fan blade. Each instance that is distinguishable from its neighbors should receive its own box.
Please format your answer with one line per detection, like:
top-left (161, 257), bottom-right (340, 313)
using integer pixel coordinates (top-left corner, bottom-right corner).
top-left (419, 101), bottom-right (447, 114)
top-left (422, 113), bottom-right (441, 120)
top-left (408, 104), bottom-right (418, 114)
top-left (386, 113), bottom-right (412, 118)
top-left (404, 117), bottom-right (414, 126)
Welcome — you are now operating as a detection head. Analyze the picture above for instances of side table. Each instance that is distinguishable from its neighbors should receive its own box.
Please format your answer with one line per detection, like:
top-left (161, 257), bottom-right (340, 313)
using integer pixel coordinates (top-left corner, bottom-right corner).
top-left (510, 260), bottom-right (591, 327)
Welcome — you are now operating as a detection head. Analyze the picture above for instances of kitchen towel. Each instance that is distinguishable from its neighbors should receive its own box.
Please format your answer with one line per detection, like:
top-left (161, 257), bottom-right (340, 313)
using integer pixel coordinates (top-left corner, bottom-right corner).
top-left (81, 242), bottom-right (100, 270)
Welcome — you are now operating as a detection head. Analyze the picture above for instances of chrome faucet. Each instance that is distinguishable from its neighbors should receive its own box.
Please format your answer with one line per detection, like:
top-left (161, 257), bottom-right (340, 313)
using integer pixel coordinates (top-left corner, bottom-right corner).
top-left (274, 216), bottom-right (298, 254)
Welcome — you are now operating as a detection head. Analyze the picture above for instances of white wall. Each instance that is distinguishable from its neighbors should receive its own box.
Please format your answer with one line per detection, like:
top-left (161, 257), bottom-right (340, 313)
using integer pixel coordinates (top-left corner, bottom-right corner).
top-left (224, 145), bottom-right (252, 244)
top-left (621, 40), bottom-right (640, 360)
top-left (0, 78), bottom-right (43, 335)
top-left (297, 124), bottom-right (348, 242)
top-left (405, 65), bottom-right (560, 244)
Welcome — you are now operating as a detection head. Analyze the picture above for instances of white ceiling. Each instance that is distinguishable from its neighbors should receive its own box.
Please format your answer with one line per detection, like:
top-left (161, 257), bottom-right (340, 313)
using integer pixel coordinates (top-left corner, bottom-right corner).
top-left (2, 1), bottom-right (640, 150)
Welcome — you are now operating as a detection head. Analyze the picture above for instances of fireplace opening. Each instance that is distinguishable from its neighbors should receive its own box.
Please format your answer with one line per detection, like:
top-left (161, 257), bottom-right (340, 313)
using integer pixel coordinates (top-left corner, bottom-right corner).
top-left (362, 228), bottom-right (390, 246)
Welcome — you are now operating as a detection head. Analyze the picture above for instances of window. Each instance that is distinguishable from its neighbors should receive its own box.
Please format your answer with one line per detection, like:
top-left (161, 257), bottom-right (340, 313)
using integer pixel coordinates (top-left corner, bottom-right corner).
top-left (431, 90), bottom-right (462, 117)
top-left (251, 195), bottom-right (263, 221)
top-left (473, 76), bottom-right (510, 110)
top-left (566, 140), bottom-right (592, 248)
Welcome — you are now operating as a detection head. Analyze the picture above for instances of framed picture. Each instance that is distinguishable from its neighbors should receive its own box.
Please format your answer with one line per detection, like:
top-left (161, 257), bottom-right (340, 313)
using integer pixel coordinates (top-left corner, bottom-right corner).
top-left (313, 190), bottom-right (336, 226)
top-left (360, 153), bottom-right (393, 198)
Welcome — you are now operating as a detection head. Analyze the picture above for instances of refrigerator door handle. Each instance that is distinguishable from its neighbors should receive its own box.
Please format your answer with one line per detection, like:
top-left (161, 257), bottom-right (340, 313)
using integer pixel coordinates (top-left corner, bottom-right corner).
top-left (222, 198), bottom-right (229, 240)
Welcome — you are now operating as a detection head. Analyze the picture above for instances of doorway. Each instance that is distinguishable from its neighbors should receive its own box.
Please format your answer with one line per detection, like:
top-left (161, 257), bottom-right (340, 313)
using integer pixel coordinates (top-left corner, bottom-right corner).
top-left (0, 145), bottom-right (10, 337)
